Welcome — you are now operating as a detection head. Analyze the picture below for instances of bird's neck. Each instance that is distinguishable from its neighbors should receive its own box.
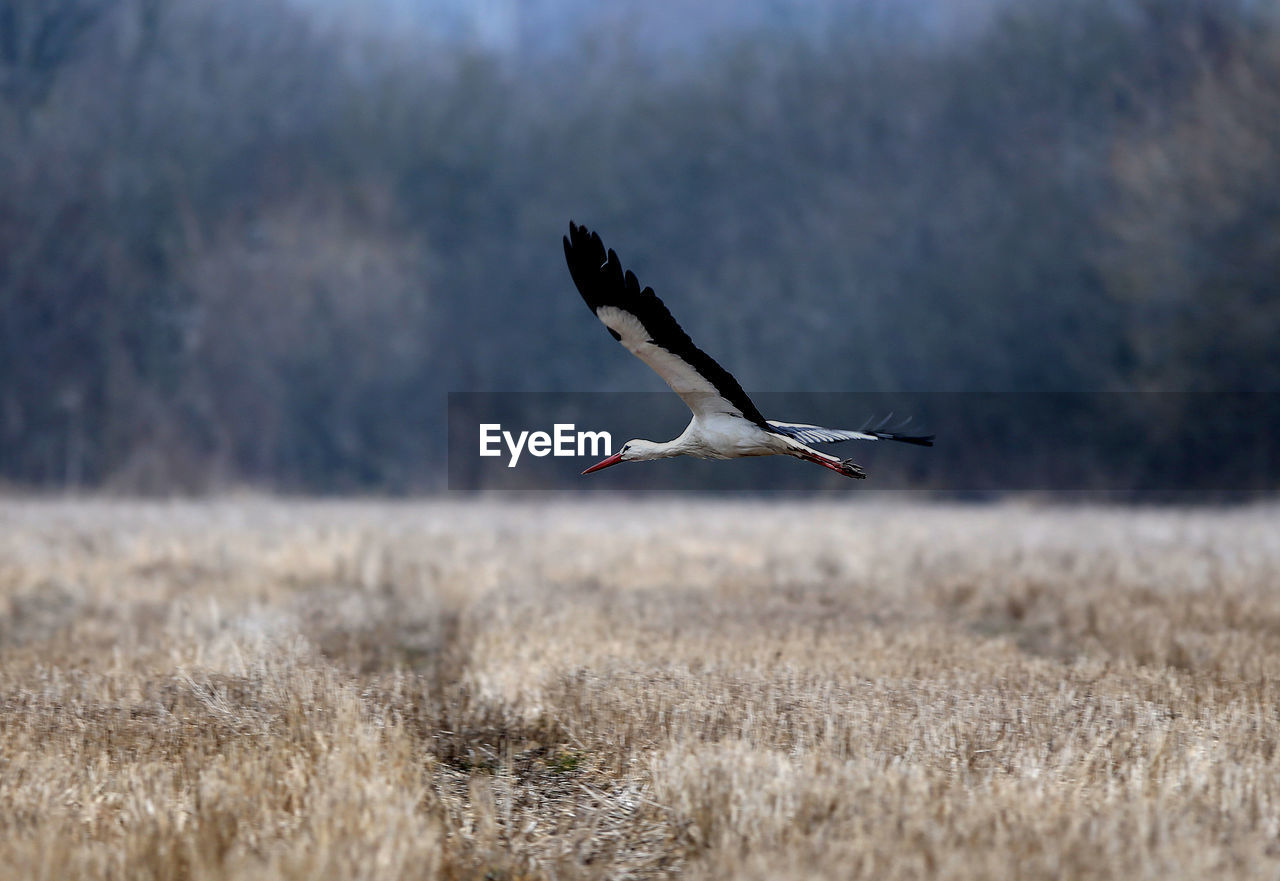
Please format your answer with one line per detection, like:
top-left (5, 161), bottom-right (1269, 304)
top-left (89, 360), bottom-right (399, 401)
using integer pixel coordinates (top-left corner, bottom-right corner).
top-left (632, 439), bottom-right (687, 461)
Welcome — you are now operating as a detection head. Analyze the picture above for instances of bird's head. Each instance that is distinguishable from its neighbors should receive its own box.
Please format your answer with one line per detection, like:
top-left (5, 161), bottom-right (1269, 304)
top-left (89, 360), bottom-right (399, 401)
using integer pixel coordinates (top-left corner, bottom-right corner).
top-left (581, 439), bottom-right (662, 474)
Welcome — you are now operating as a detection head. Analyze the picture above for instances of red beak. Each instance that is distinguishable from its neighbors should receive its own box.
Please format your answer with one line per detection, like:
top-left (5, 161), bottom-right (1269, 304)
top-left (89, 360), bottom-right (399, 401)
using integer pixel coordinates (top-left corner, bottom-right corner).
top-left (582, 451), bottom-right (624, 475)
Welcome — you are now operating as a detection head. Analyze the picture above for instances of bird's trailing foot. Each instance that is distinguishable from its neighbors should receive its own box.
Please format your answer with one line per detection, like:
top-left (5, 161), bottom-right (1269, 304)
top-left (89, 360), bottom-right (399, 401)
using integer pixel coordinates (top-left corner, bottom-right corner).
top-left (799, 450), bottom-right (867, 479)
top-left (838, 458), bottom-right (868, 479)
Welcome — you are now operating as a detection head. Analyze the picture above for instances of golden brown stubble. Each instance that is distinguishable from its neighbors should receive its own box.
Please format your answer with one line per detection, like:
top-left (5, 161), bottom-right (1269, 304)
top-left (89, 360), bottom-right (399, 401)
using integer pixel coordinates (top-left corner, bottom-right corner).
top-left (0, 498), bottom-right (1278, 880)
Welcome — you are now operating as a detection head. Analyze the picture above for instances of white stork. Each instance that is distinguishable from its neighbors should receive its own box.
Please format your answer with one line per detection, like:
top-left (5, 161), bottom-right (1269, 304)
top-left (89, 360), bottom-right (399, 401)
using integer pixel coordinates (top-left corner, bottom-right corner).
top-left (564, 221), bottom-right (933, 479)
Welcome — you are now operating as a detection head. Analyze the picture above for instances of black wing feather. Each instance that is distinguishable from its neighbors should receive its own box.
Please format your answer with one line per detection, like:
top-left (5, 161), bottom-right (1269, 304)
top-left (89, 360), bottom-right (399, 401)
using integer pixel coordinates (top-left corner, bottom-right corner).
top-left (563, 221), bottom-right (768, 428)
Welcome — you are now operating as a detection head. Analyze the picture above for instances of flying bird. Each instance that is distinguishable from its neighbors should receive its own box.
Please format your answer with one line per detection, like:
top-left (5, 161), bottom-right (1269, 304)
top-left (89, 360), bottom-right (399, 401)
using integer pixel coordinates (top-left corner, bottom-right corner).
top-left (564, 221), bottom-right (933, 479)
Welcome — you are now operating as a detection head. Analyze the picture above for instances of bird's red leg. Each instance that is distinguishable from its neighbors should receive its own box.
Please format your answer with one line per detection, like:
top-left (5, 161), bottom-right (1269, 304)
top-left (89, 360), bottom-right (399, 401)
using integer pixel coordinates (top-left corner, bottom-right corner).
top-left (797, 450), bottom-right (867, 480)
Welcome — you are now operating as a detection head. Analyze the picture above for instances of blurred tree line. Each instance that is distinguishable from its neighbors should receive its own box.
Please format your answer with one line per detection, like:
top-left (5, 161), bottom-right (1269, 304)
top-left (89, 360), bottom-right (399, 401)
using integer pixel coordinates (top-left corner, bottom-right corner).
top-left (0, 0), bottom-right (1276, 492)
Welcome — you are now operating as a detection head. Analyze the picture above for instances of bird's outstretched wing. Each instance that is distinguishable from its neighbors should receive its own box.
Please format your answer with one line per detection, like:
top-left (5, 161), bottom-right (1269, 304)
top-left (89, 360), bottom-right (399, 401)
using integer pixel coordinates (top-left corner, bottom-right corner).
top-left (768, 420), bottom-right (935, 447)
top-left (564, 221), bottom-right (768, 426)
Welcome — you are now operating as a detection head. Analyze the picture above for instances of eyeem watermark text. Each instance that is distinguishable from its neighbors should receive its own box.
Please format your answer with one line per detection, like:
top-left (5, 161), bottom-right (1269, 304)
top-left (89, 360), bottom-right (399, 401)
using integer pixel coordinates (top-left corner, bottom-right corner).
top-left (479, 423), bottom-right (612, 468)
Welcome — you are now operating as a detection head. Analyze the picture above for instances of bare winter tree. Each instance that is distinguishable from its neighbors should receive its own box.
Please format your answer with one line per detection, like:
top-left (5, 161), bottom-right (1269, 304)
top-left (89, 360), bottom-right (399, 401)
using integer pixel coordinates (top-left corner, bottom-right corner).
top-left (1103, 31), bottom-right (1280, 391)
top-left (0, 0), bottom-right (119, 115)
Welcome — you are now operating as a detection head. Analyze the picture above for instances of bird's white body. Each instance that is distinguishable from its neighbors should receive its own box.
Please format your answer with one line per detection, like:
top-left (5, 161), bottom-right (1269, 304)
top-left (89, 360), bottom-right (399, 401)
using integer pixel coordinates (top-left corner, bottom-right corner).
top-left (606, 413), bottom-right (866, 478)
top-left (639, 414), bottom-right (801, 460)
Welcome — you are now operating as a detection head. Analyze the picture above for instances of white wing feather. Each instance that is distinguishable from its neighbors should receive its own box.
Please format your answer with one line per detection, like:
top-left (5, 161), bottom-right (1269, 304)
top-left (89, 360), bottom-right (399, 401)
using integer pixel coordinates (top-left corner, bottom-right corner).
top-left (766, 421), bottom-right (882, 445)
top-left (596, 305), bottom-right (752, 421)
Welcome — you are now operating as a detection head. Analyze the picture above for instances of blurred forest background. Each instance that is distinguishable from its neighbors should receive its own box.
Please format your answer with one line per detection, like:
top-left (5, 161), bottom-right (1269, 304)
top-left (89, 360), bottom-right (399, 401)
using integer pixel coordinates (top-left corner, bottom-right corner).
top-left (1, 0), bottom-right (1277, 493)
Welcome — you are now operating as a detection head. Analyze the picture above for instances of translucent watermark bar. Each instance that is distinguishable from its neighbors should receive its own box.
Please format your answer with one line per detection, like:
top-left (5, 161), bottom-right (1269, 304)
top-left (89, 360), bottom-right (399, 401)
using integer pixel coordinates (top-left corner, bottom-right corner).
top-left (447, 392), bottom-right (1280, 495)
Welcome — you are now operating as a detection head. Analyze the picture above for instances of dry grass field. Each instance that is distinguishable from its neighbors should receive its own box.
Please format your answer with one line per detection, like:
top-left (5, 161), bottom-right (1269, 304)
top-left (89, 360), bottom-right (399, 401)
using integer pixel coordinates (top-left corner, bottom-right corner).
top-left (1, 497), bottom-right (1279, 879)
